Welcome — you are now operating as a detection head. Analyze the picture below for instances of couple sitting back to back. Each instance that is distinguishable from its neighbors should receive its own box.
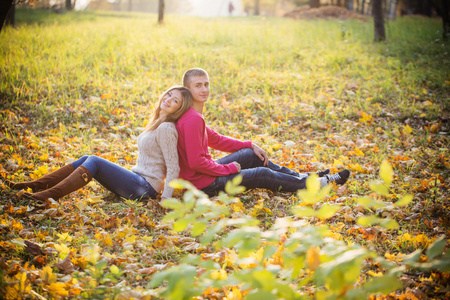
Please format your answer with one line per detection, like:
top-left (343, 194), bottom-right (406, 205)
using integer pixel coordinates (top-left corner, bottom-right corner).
top-left (177, 68), bottom-right (350, 197)
top-left (4, 68), bottom-right (350, 202)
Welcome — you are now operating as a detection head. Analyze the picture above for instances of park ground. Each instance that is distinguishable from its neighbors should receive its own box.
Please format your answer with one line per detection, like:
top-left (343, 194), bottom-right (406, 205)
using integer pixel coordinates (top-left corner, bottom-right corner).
top-left (0, 9), bottom-right (449, 299)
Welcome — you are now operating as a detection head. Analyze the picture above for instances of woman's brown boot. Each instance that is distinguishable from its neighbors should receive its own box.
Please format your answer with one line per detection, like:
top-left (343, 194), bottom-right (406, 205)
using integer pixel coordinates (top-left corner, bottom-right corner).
top-left (4, 164), bottom-right (75, 192)
top-left (24, 166), bottom-right (92, 201)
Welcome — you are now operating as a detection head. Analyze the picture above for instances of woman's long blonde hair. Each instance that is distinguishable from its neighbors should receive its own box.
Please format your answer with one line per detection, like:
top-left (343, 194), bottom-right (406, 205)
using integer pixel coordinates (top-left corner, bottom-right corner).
top-left (144, 86), bottom-right (193, 132)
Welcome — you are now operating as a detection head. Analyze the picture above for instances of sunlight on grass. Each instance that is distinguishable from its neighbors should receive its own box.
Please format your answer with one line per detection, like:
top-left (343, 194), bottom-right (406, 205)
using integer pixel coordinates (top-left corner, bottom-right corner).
top-left (0, 9), bottom-right (449, 300)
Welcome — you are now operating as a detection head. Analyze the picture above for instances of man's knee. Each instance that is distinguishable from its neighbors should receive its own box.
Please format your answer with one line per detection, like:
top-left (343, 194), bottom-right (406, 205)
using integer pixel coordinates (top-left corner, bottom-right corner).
top-left (240, 148), bottom-right (254, 156)
top-left (241, 148), bottom-right (263, 165)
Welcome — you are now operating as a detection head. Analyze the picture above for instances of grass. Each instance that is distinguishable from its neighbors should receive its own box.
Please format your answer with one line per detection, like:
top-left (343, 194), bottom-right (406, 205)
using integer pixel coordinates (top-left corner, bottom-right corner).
top-left (0, 8), bottom-right (449, 299)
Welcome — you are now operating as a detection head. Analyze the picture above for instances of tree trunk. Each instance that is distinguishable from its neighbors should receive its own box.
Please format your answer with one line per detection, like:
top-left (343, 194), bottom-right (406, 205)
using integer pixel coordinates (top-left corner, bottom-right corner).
top-left (361, 0), bottom-right (366, 14)
top-left (310, 0), bottom-right (320, 8)
top-left (348, 0), bottom-right (354, 10)
top-left (337, 0), bottom-right (342, 6)
top-left (441, 0), bottom-right (450, 40)
top-left (273, 0), bottom-right (279, 16)
top-left (65, 0), bottom-right (72, 10)
top-left (128, 0), bottom-right (132, 12)
top-left (0, 0), bottom-right (13, 33)
top-left (5, 4), bottom-right (14, 27)
top-left (373, 0), bottom-right (386, 41)
top-left (158, 0), bottom-right (164, 24)
top-left (254, 0), bottom-right (260, 15)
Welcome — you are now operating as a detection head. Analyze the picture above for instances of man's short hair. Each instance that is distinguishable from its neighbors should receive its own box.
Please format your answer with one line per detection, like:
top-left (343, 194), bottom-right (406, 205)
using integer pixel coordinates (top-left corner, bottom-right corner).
top-left (182, 68), bottom-right (209, 88)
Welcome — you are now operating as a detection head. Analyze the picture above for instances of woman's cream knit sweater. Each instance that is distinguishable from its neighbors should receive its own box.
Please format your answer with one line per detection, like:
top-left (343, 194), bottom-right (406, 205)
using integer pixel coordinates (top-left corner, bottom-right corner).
top-left (131, 122), bottom-right (179, 199)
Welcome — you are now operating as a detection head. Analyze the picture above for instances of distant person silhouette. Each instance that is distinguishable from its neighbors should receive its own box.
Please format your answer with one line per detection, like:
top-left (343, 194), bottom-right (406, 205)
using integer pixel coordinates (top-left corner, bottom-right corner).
top-left (228, 2), bottom-right (234, 16)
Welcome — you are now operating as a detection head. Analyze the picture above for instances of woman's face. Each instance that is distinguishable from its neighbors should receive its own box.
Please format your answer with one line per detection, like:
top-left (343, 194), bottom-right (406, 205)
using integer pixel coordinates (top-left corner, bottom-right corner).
top-left (160, 89), bottom-right (183, 116)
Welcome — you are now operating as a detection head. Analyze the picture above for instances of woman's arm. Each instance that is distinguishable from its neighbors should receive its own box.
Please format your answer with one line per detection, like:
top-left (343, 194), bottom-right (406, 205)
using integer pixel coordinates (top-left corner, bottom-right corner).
top-left (157, 123), bottom-right (180, 199)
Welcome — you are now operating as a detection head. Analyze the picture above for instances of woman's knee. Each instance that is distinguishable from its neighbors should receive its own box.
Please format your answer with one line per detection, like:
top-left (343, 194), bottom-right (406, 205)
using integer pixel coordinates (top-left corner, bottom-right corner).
top-left (85, 155), bottom-right (105, 165)
top-left (72, 155), bottom-right (90, 169)
top-left (79, 155), bottom-right (90, 161)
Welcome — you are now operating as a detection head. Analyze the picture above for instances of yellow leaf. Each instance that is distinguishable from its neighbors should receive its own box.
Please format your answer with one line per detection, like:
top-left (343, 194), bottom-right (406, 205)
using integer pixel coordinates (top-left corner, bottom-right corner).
top-left (224, 286), bottom-right (243, 300)
top-left (359, 112), bottom-right (373, 124)
top-left (46, 282), bottom-right (69, 297)
top-left (39, 153), bottom-right (49, 162)
top-left (306, 246), bottom-right (320, 271)
top-left (430, 122), bottom-right (441, 133)
top-left (333, 159), bottom-right (343, 167)
top-left (367, 270), bottom-right (383, 277)
top-left (306, 174), bottom-right (320, 194)
top-left (273, 143), bottom-right (282, 151)
top-left (54, 243), bottom-right (71, 259)
top-left (395, 194), bottom-right (413, 207)
top-left (12, 219), bottom-right (23, 231)
top-left (380, 159), bottom-right (393, 186)
top-left (354, 147), bottom-right (365, 157)
top-left (422, 100), bottom-right (432, 107)
top-left (211, 269), bottom-right (228, 280)
top-left (59, 122), bottom-right (67, 133)
top-left (39, 266), bottom-right (57, 284)
top-left (56, 232), bottom-right (73, 243)
top-left (403, 125), bottom-right (413, 135)
top-left (125, 235), bottom-right (137, 244)
top-left (31, 165), bottom-right (49, 180)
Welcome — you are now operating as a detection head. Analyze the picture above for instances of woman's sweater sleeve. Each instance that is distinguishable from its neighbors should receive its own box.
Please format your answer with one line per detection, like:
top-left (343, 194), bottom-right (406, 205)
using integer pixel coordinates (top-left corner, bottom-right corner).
top-left (183, 115), bottom-right (238, 176)
top-left (157, 123), bottom-right (180, 199)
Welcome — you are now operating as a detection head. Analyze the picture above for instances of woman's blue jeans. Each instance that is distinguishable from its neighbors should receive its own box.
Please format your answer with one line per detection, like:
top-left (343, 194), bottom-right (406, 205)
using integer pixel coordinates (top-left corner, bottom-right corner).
top-left (72, 155), bottom-right (157, 200)
top-left (201, 148), bottom-right (312, 197)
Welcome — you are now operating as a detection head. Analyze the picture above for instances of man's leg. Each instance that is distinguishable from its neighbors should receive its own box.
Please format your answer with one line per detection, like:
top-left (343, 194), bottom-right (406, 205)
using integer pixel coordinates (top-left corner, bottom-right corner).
top-left (202, 167), bottom-right (326, 196)
top-left (215, 148), bottom-right (304, 178)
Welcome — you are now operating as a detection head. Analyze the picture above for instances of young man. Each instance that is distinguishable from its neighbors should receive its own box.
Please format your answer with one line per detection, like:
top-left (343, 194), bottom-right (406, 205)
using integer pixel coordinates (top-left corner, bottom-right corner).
top-left (176, 68), bottom-right (350, 196)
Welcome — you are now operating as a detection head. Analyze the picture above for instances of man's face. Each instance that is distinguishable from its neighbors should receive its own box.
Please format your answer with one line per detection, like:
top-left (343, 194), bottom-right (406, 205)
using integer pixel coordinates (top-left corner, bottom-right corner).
top-left (187, 75), bottom-right (209, 103)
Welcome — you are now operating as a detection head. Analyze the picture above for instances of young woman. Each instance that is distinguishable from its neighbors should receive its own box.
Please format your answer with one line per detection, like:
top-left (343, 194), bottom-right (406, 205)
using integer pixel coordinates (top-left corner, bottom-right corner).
top-left (177, 68), bottom-right (350, 197)
top-left (3, 86), bottom-right (193, 201)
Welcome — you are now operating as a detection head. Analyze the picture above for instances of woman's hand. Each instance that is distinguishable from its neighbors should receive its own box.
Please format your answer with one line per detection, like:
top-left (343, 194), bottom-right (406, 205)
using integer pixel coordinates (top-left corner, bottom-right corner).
top-left (252, 144), bottom-right (269, 166)
top-left (232, 161), bottom-right (241, 172)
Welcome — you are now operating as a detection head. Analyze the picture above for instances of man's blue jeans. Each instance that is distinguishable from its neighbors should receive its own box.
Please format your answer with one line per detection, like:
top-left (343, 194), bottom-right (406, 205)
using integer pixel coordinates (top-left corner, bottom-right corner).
top-left (72, 155), bottom-right (157, 200)
top-left (202, 148), bottom-right (317, 197)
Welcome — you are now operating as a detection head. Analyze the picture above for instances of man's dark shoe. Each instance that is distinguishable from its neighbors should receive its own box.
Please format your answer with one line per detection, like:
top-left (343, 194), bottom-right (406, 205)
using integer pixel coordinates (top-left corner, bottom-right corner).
top-left (326, 169), bottom-right (350, 185)
top-left (317, 169), bottom-right (330, 177)
top-left (307, 169), bottom-right (330, 177)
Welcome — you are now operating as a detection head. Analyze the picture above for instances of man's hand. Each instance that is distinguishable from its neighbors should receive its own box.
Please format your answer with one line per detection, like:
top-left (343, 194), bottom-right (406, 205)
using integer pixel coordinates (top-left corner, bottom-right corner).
top-left (232, 161), bottom-right (241, 172)
top-left (252, 144), bottom-right (268, 166)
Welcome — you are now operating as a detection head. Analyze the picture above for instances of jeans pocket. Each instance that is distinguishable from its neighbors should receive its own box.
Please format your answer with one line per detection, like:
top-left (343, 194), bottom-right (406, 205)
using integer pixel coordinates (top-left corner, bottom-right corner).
top-left (202, 179), bottom-right (219, 197)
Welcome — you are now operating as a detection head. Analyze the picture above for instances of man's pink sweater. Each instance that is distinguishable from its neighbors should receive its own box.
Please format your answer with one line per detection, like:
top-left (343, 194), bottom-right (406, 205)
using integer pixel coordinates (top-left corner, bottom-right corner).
top-left (176, 107), bottom-right (252, 190)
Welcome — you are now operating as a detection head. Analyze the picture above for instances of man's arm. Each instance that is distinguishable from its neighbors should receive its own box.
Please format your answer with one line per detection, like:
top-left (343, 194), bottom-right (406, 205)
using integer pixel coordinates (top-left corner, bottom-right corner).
top-left (251, 144), bottom-right (269, 166)
top-left (206, 126), bottom-right (252, 152)
top-left (207, 127), bottom-right (268, 166)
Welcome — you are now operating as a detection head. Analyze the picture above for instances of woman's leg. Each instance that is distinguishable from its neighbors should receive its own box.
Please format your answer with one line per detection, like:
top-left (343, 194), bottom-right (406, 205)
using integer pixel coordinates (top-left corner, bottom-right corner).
top-left (71, 155), bottom-right (90, 169)
top-left (3, 155), bottom-right (91, 191)
top-left (80, 156), bottom-right (157, 200)
top-left (215, 148), bottom-right (305, 178)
